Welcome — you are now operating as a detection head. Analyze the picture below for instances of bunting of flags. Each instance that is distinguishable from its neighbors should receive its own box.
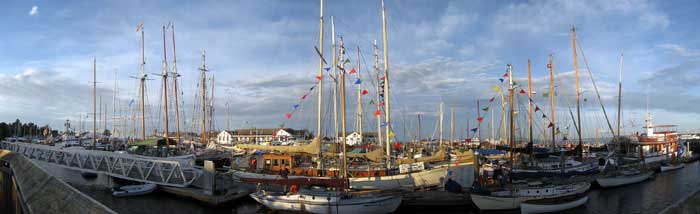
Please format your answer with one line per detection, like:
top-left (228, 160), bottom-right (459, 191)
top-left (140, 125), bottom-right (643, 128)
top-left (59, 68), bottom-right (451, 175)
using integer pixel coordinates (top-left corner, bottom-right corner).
top-left (519, 89), bottom-right (526, 94)
top-left (279, 77), bottom-right (322, 126)
top-left (349, 68), bottom-right (357, 74)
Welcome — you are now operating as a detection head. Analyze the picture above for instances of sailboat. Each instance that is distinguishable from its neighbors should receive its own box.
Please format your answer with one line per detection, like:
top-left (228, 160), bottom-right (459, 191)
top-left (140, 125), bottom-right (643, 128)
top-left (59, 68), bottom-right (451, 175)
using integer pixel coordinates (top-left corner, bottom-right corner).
top-left (250, 2), bottom-right (402, 213)
top-left (233, 0), bottom-right (475, 192)
top-left (471, 63), bottom-right (590, 212)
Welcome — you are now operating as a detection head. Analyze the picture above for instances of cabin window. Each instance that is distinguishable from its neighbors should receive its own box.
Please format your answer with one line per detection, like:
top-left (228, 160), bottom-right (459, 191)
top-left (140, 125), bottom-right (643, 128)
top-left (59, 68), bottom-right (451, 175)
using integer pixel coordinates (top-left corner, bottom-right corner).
top-left (265, 159), bottom-right (271, 165)
top-left (273, 159), bottom-right (279, 166)
top-left (281, 159), bottom-right (287, 166)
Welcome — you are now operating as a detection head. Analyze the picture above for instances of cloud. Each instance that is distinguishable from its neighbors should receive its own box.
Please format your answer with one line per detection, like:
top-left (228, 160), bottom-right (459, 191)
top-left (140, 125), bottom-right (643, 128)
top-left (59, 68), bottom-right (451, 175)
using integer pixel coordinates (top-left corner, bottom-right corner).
top-left (658, 44), bottom-right (700, 58)
top-left (29, 6), bottom-right (38, 16)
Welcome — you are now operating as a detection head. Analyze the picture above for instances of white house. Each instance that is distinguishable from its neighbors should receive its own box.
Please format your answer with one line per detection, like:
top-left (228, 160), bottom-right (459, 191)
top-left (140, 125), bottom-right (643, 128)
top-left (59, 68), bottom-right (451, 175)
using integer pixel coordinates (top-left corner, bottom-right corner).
top-left (341, 132), bottom-right (378, 146)
top-left (217, 128), bottom-right (313, 144)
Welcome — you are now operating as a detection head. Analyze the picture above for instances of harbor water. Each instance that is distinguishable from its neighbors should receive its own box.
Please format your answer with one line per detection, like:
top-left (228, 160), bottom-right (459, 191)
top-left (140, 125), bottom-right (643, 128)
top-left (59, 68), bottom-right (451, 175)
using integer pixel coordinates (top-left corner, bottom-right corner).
top-left (64, 161), bottom-right (700, 214)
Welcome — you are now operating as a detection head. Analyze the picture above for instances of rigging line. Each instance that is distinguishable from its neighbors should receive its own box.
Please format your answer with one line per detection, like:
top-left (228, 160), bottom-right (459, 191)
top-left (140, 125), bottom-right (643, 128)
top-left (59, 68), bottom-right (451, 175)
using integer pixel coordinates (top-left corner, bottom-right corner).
top-left (576, 37), bottom-right (616, 137)
top-left (552, 62), bottom-right (581, 141)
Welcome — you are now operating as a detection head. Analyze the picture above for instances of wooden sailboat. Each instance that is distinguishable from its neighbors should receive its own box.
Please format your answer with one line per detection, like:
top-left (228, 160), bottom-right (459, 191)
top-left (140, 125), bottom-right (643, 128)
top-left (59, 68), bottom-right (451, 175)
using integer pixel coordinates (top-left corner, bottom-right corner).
top-left (471, 64), bottom-right (590, 211)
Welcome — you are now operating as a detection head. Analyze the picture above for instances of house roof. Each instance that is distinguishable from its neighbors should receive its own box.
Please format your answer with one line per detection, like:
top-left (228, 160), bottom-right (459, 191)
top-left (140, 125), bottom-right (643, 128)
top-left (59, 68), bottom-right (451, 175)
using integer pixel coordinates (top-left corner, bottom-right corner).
top-left (225, 128), bottom-right (312, 137)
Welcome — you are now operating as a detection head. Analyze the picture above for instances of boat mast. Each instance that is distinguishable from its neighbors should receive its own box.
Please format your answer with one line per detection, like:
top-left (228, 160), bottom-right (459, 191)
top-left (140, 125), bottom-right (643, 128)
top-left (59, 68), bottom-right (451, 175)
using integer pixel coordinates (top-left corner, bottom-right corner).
top-left (161, 25), bottom-right (170, 146)
top-left (439, 102), bottom-right (443, 147)
top-left (572, 26), bottom-right (583, 159)
top-left (316, 0), bottom-right (323, 150)
top-left (340, 37), bottom-right (348, 179)
top-left (138, 22), bottom-right (146, 141)
top-left (93, 57), bottom-right (97, 148)
top-left (171, 23), bottom-right (181, 144)
top-left (374, 40), bottom-right (383, 150)
top-left (616, 53), bottom-right (623, 140)
top-left (528, 59), bottom-right (533, 155)
top-left (381, 0), bottom-right (392, 169)
top-left (209, 75), bottom-right (215, 137)
top-left (331, 16), bottom-right (338, 145)
top-left (357, 46), bottom-right (363, 142)
top-left (549, 54), bottom-right (555, 150)
top-left (450, 106), bottom-right (455, 146)
top-left (507, 64), bottom-right (514, 183)
top-left (477, 99), bottom-right (481, 143)
top-left (113, 70), bottom-right (118, 137)
top-left (417, 113), bottom-right (421, 145)
top-left (200, 51), bottom-right (208, 145)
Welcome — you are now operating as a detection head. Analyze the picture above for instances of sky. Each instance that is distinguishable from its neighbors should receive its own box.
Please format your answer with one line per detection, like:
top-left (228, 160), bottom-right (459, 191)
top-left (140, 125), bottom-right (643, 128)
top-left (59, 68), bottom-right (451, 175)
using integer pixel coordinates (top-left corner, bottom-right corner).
top-left (1, 0), bottom-right (699, 142)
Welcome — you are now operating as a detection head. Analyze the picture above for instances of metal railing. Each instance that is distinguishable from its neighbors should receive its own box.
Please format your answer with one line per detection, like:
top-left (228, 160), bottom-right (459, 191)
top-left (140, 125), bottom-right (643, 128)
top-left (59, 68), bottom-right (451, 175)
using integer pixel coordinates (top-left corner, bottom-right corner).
top-left (0, 142), bottom-right (200, 187)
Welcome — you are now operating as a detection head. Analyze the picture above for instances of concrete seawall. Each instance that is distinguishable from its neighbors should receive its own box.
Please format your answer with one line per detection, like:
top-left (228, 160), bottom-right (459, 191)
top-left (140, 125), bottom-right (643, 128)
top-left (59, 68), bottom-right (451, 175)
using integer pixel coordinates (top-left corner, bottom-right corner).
top-left (0, 150), bottom-right (116, 214)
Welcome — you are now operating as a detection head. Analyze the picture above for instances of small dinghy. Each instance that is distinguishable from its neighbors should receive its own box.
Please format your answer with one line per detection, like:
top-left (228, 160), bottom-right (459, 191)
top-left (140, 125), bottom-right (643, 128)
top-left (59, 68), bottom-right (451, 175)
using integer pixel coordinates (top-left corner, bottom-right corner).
top-left (660, 163), bottom-right (684, 172)
top-left (520, 195), bottom-right (588, 214)
top-left (112, 183), bottom-right (157, 197)
top-left (596, 170), bottom-right (653, 188)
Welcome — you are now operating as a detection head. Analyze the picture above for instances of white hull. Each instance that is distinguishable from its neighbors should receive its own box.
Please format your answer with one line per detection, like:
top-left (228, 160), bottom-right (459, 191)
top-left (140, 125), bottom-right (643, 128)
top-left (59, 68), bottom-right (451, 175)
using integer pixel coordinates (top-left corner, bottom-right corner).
top-left (349, 163), bottom-right (473, 190)
top-left (112, 183), bottom-right (157, 197)
top-left (520, 196), bottom-right (588, 214)
top-left (471, 194), bottom-right (520, 210)
top-left (661, 164), bottom-right (684, 172)
top-left (250, 191), bottom-right (402, 214)
top-left (596, 172), bottom-right (653, 188)
top-left (472, 182), bottom-right (590, 211)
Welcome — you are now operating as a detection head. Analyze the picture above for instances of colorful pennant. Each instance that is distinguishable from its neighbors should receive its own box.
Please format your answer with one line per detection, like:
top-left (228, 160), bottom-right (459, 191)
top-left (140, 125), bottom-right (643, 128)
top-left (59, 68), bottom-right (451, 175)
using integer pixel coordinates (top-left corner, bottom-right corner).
top-left (375, 110), bottom-right (381, 116)
top-left (535, 106), bottom-right (540, 112)
top-left (470, 128), bottom-right (478, 132)
top-left (349, 68), bottom-right (356, 74)
top-left (285, 113), bottom-right (292, 119)
top-left (316, 75), bottom-right (323, 81)
top-left (519, 89), bottom-right (526, 94)
top-left (362, 89), bottom-right (369, 95)
top-left (355, 79), bottom-right (361, 84)
top-left (477, 117), bottom-right (484, 123)
top-left (489, 97), bottom-right (495, 103)
top-left (493, 86), bottom-right (500, 92)
top-left (482, 107), bottom-right (489, 112)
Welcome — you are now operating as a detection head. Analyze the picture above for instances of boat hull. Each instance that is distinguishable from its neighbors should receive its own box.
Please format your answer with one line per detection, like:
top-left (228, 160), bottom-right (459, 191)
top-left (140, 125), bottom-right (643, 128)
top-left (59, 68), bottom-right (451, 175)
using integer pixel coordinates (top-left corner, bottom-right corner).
top-left (661, 164), bottom-right (684, 172)
top-left (250, 192), bottom-right (402, 214)
top-left (471, 194), bottom-right (520, 210)
top-left (112, 183), bottom-right (157, 197)
top-left (596, 172), bottom-right (653, 188)
top-left (520, 196), bottom-right (588, 214)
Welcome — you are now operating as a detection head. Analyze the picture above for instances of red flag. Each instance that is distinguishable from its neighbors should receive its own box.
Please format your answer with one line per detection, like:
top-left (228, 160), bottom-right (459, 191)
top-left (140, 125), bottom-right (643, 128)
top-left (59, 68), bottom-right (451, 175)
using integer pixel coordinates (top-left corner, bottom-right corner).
top-left (316, 75), bottom-right (323, 81)
top-left (547, 122), bottom-right (554, 128)
top-left (535, 106), bottom-right (540, 112)
top-left (380, 76), bottom-right (385, 80)
top-left (362, 89), bottom-right (369, 95)
top-left (489, 97), bottom-right (495, 103)
top-left (301, 94), bottom-right (307, 100)
top-left (503, 72), bottom-right (509, 78)
top-left (374, 110), bottom-right (381, 116)
top-left (285, 113), bottom-right (292, 119)
top-left (519, 89), bottom-right (526, 94)
top-left (394, 143), bottom-right (401, 149)
top-left (272, 132), bottom-right (277, 137)
top-left (477, 117), bottom-right (484, 123)
top-left (377, 102), bottom-right (384, 107)
top-left (547, 63), bottom-right (552, 69)
top-left (466, 138), bottom-right (472, 143)
top-left (349, 68), bottom-right (357, 74)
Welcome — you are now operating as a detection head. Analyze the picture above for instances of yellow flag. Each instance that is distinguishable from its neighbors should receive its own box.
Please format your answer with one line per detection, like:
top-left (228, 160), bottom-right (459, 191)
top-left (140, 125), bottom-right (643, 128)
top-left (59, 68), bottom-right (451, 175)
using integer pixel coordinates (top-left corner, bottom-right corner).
top-left (493, 86), bottom-right (500, 92)
top-left (389, 131), bottom-right (395, 137)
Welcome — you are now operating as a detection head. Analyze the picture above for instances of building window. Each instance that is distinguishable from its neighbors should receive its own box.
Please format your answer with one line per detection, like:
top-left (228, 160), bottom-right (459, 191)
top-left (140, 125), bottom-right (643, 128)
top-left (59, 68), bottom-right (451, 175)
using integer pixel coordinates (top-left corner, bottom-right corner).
top-left (273, 159), bottom-right (279, 166)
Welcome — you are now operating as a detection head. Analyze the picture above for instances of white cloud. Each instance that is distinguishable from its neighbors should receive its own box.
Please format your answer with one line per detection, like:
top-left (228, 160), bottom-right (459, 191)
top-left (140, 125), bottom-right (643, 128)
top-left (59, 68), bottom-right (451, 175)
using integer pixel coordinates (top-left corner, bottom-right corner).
top-left (29, 6), bottom-right (38, 16)
top-left (658, 44), bottom-right (700, 58)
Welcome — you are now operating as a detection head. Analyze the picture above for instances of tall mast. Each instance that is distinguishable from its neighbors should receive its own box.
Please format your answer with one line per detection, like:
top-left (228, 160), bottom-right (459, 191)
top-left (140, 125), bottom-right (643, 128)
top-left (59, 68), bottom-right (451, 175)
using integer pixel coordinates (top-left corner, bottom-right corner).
top-left (99, 96), bottom-right (102, 132)
top-left (501, 93), bottom-right (506, 144)
top-left (477, 99), bottom-right (481, 142)
top-left (439, 102), bottom-right (443, 147)
top-left (417, 113), bottom-right (421, 144)
top-left (356, 46), bottom-right (363, 141)
top-left (331, 16), bottom-right (338, 144)
top-left (162, 25), bottom-right (170, 146)
top-left (171, 23), bottom-right (182, 144)
top-left (450, 106), bottom-right (455, 146)
top-left (93, 58), bottom-right (97, 148)
top-left (381, 0), bottom-right (392, 169)
top-left (200, 51), bottom-right (208, 145)
top-left (340, 37), bottom-right (348, 179)
top-left (138, 22), bottom-right (146, 141)
top-left (549, 54), bottom-right (555, 150)
top-left (528, 59), bottom-right (533, 155)
top-left (373, 40), bottom-right (383, 149)
top-left (617, 53), bottom-right (623, 139)
top-left (226, 102), bottom-right (231, 131)
top-left (209, 75), bottom-right (215, 135)
top-left (113, 70), bottom-right (118, 137)
top-left (317, 0), bottom-right (324, 148)
top-left (507, 64), bottom-right (514, 183)
top-left (572, 26), bottom-right (583, 159)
